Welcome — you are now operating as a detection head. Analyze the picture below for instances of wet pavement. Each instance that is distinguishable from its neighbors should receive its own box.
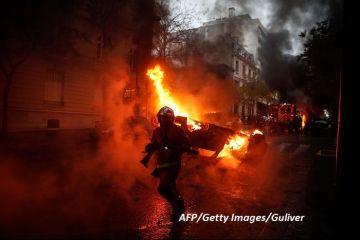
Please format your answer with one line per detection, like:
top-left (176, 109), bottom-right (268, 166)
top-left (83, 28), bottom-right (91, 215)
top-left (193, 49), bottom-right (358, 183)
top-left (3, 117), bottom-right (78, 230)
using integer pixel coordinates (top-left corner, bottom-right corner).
top-left (132, 135), bottom-right (336, 239)
top-left (0, 134), bottom-right (336, 239)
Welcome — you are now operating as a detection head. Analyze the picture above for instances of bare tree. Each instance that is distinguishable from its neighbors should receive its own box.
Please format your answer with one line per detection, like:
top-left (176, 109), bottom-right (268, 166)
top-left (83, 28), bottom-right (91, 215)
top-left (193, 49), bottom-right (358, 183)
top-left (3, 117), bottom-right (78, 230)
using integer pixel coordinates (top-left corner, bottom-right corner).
top-left (152, 1), bottom-right (195, 63)
top-left (237, 80), bottom-right (275, 114)
top-left (85, 0), bottom-right (155, 108)
top-left (84, 0), bottom-right (134, 58)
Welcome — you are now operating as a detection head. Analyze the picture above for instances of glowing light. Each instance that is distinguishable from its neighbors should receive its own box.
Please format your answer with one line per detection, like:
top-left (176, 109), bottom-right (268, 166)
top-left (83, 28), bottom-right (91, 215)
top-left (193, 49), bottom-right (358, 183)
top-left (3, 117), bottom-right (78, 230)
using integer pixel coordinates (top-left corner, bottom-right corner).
top-left (218, 134), bottom-right (249, 160)
top-left (146, 65), bottom-right (200, 131)
top-left (252, 129), bottom-right (263, 135)
top-left (147, 64), bottom-right (262, 168)
top-left (302, 114), bottom-right (306, 129)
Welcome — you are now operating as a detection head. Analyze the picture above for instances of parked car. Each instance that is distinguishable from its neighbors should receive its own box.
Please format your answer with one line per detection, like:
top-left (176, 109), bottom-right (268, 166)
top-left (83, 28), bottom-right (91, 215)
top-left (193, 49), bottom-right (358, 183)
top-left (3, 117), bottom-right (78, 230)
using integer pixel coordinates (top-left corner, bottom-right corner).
top-left (307, 118), bottom-right (336, 137)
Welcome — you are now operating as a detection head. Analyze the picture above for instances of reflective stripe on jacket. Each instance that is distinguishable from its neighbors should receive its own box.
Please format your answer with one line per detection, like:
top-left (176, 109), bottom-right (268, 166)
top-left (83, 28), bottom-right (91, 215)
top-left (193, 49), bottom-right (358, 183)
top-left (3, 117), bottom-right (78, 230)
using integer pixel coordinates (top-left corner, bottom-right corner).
top-left (157, 161), bottom-right (181, 169)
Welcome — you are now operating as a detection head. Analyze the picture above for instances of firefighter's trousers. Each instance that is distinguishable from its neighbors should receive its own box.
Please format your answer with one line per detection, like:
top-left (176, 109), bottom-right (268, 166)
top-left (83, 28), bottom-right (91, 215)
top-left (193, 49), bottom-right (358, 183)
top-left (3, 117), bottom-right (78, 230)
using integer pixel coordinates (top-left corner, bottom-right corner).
top-left (157, 167), bottom-right (184, 213)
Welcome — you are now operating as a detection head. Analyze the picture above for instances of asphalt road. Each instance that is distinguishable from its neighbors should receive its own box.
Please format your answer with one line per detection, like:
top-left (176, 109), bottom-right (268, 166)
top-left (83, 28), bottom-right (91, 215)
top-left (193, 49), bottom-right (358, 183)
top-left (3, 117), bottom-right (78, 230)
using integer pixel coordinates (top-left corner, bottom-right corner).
top-left (132, 135), bottom-right (336, 239)
top-left (0, 134), bottom-right (336, 239)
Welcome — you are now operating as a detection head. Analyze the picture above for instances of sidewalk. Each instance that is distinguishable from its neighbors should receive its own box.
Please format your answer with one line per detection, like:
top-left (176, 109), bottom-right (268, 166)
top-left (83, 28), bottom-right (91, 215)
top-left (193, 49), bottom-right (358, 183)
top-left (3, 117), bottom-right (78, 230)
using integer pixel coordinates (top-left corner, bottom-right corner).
top-left (283, 146), bottom-right (337, 239)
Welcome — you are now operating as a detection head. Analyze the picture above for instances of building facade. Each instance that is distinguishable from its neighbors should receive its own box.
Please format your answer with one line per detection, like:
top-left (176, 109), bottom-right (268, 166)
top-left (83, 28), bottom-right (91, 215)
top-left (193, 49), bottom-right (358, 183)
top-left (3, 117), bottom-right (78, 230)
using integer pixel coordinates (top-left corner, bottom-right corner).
top-left (0, 54), bottom-right (103, 132)
top-left (0, 0), bottom-right (155, 133)
top-left (180, 8), bottom-right (268, 118)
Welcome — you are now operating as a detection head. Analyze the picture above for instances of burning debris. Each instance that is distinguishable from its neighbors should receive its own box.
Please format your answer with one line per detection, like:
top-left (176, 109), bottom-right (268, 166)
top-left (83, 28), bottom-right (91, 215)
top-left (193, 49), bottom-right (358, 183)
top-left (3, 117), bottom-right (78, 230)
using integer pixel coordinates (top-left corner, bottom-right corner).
top-left (146, 64), bottom-right (267, 166)
top-left (219, 133), bottom-right (248, 157)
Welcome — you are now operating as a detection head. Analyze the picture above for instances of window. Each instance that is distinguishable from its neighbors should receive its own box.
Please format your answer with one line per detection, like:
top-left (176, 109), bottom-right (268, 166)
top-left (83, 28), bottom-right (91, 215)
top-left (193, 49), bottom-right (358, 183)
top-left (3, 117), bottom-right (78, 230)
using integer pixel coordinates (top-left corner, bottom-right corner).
top-left (242, 65), bottom-right (246, 77)
top-left (235, 60), bottom-right (239, 74)
top-left (45, 70), bottom-right (64, 105)
top-left (248, 69), bottom-right (251, 79)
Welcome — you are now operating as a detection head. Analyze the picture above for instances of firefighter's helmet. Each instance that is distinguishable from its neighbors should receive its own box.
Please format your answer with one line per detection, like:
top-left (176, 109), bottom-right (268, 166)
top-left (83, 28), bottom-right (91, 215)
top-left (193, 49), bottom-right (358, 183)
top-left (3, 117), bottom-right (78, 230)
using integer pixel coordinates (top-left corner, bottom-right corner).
top-left (157, 106), bottom-right (175, 126)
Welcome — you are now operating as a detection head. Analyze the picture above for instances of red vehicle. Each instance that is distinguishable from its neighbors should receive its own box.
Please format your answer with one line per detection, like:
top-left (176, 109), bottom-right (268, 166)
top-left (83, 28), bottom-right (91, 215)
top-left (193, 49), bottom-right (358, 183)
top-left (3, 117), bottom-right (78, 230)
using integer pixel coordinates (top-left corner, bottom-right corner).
top-left (270, 103), bottom-right (303, 134)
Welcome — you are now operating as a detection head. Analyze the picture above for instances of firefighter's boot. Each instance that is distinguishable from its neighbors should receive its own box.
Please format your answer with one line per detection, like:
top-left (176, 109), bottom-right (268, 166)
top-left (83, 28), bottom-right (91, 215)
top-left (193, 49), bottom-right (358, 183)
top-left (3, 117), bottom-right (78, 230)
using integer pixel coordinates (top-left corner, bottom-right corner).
top-left (170, 197), bottom-right (185, 222)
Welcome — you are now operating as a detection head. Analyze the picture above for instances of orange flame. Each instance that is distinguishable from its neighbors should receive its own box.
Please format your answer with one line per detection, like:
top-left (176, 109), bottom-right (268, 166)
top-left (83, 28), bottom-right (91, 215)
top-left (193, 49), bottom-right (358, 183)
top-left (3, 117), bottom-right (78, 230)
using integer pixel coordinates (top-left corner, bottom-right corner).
top-left (146, 65), bottom-right (263, 167)
top-left (218, 129), bottom-right (262, 166)
top-left (146, 65), bottom-right (201, 130)
top-left (218, 133), bottom-right (249, 168)
top-left (219, 134), bottom-right (248, 157)
top-left (302, 114), bottom-right (306, 129)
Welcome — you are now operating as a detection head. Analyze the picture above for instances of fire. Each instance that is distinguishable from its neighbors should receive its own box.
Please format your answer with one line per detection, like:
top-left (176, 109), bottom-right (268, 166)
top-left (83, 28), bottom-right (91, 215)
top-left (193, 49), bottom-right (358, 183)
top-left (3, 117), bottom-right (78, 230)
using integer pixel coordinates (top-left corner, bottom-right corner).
top-left (218, 129), bottom-right (262, 166)
top-left (146, 65), bottom-right (201, 131)
top-left (217, 133), bottom-right (249, 168)
top-left (219, 134), bottom-right (248, 157)
top-left (252, 129), bottom-right (263, 135)
top-left (146, 64), bottom-right (264, 168)
top-left (302, 114), bottom-right (306, 129)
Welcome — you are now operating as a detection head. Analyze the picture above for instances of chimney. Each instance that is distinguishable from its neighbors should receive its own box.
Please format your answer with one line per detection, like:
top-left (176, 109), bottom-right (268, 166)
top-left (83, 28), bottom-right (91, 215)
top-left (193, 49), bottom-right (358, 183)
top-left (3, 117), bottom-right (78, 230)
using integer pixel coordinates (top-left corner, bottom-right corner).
top-left (229, 7), bottom-right (235, 18)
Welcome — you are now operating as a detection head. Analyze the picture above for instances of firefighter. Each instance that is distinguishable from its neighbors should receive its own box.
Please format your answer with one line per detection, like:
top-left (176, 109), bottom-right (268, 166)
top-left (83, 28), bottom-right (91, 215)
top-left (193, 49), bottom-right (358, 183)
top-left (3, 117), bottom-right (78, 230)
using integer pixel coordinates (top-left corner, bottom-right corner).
top-left (142, 106), bottom-right (197, 222)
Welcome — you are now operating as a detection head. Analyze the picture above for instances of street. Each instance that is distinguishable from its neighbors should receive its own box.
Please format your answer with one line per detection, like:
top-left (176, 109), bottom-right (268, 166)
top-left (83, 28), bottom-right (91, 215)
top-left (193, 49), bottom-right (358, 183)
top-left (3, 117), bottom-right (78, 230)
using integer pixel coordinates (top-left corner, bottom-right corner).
top-left (0, 1), bottom-right (344, 239)
top-left (0, 134), bottom-right (336, 239)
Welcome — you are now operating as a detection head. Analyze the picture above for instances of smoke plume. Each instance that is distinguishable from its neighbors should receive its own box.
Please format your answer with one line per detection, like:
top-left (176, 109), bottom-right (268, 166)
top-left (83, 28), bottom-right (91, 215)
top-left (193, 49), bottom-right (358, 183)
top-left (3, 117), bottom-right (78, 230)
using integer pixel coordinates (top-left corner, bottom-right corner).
top-left (212, 0), bottom-right (342, 104)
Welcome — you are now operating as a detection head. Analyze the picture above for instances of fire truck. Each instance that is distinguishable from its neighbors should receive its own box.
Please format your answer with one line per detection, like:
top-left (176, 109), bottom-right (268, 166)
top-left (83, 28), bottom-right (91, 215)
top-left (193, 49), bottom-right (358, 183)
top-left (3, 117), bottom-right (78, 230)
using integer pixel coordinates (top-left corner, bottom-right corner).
top-left (270, 103), bottom-right (303, 134)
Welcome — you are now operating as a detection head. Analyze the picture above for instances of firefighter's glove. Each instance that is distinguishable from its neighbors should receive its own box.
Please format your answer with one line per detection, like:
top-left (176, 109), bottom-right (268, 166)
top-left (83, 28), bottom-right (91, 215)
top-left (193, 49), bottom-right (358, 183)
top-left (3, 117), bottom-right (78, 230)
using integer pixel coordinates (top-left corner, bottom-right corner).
top-left (145, 143), bottom-right (156, 153)
top-left (151, 168), bottom-right (160, 178)
top-left (140, 158), bottom-right (149, 168)
top-left (188, 148), bottom-right (199, 155)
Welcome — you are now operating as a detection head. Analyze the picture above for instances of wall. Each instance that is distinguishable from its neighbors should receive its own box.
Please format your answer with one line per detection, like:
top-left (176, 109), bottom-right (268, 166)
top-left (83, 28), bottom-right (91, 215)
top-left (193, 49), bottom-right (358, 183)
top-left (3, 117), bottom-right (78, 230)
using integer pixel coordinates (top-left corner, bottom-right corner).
top-left (5, 54), bottom-right (102, 132)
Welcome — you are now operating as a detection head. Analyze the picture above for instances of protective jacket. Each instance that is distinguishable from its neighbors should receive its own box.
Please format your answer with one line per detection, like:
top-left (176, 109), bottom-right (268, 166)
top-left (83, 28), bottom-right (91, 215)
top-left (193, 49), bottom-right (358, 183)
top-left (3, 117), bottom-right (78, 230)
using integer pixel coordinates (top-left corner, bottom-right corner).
top-left (151, 124), bottom-right (191, 169)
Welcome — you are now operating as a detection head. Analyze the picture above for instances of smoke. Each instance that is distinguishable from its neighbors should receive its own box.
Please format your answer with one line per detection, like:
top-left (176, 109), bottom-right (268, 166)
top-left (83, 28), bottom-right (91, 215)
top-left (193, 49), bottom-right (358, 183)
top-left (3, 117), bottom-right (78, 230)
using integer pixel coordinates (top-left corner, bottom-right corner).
top-left (154, 58), bottom-right (238, 121)
top-left (208, 0), bottom-right (340, 52)
top-left (258, 31), bottom-right (292, 97)
top-left (219, 0), bottom-right (341, 99)
top-left (0, 1), bottom-right (158, 237)
top-left (177, 0), bottom-right (343, 106)
top-left (175, 61), bottom-right (237, 117)
top-left (0, 74), bottom-right (155, 238)
top-left (0, 57), bottom-right (155, 237)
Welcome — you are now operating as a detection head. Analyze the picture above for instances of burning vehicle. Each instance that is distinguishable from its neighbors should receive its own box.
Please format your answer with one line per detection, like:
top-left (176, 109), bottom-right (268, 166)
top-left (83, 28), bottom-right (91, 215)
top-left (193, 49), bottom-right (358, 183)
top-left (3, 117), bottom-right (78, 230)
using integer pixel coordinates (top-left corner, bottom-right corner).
top-left (174, 115), bottom-right (266, 161)
top-left (146, 65), bottom-right (267, 164)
